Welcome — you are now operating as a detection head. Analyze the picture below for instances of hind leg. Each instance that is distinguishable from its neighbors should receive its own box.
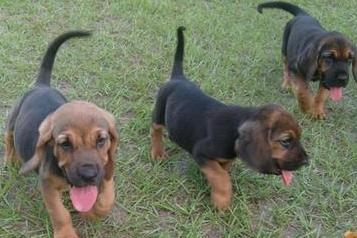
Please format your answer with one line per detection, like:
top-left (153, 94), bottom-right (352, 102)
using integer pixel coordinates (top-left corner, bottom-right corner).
top-left (150, 88), bottom-right (168, 160)
top-left (282, 57), bottom-right (292, 90)
top-left (4, 130), bottom-right (21, 164)
top-left (5, 99), bottom-right (23, 164)
top-left (150, 123), bottom-right (166, 160)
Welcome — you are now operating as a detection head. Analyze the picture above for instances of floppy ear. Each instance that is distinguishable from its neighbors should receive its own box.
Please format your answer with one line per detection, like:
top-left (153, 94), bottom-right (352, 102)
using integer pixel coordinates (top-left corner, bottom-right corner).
top-left (102, 111), bottom-right (119, 181)
top-left (352, 46), bottom-right (357, 84)
top-left (235, 120), bottom-right (274, 173)
top-left (19, 115), bottom-right (53, 175)
top-left (296, 42), bottom-right (323, 81)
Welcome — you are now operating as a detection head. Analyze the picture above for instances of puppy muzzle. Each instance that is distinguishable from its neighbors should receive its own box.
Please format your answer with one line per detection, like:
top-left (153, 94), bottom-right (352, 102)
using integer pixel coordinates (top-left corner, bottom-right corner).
top-left (65, 163), bottom-right (104, 187)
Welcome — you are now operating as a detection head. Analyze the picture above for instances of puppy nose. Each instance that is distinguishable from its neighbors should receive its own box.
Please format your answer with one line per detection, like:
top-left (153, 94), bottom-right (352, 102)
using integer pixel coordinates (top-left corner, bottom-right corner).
top-left (77, 164), bottom-right (98, 182)
top-left (301, 156), bottom-right (309, 166)
top-left (337, 74), bottom-right (348, 81)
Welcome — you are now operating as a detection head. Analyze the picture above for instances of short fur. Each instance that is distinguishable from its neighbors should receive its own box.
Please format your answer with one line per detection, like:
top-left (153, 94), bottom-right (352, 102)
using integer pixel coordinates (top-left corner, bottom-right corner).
top-left (258, 1), bottom-right (357, 119)
top-left (5, 32), bottom-right (119, 238)
top-left (150, 27), bottom-right (309, 210)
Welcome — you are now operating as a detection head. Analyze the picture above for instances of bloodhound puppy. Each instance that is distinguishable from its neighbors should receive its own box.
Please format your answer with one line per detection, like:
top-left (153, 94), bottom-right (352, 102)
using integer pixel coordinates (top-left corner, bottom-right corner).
top-left (150, 27), bottom-right (309, 210)
top-left (257, 1), bottom-right (357, 119)
top-left (345, 231), bottom-right (357, 238)
top-left (5, 31), bottom-right (118, 238)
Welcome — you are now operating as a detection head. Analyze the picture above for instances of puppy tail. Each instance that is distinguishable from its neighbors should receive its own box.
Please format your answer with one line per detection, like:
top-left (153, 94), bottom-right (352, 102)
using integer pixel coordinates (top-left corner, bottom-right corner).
top-left (257, 1), bottom-right (308, 16)
top-left (36, 30), bottom-right (91, 86)
top-left (171, 26), bottom-right (186, 79)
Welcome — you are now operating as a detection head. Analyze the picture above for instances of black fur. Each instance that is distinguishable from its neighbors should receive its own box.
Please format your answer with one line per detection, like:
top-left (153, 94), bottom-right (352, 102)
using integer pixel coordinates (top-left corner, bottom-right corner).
top-left (258, 1), bottom-right (357, 88)
top-left (152, 27), bottom-right (308, 174)
top-left (6, 31), bottom-right (90, 170)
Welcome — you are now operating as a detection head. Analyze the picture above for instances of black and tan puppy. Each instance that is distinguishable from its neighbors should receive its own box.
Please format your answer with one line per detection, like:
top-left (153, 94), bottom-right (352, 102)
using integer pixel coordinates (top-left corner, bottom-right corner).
top-left (5, 32), bottom-right (118, 238)
top-left (257, 1), bottom-right (357, 119)
top-left (150, 27), bottom-right (309, 210)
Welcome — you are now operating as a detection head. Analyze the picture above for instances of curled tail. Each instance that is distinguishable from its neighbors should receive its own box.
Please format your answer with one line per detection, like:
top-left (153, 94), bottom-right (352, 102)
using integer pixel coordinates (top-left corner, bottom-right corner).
top-left (257, 1), bottom-right (308, 16)
top-left (36, 30), bottom-right (91, 86)
top-left (171, 26), bottom-right (186, 79)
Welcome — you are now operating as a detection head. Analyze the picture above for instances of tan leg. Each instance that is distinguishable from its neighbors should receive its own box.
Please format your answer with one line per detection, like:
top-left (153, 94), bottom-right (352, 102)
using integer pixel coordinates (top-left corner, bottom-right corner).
top-left (41, 179), bottom-right (78, 238)
top-left (290, 75), bottom-right (313, 114)
top-left (201, 160), bottom-right (232, 210)
top-left (344, 231), bottom-right (357, 238)
top-left (282, 58), bottom-right (292, 90)
top-left (4, 131), bottom-right (21, 164)
top-left (313, 85), bottom-right (329, 120)
top-left (217, 158), bottom-right (233, 172)
top-left (81, 178), bottom-right (115, 219)
top-left (150, 123), bottom-right (166, 160)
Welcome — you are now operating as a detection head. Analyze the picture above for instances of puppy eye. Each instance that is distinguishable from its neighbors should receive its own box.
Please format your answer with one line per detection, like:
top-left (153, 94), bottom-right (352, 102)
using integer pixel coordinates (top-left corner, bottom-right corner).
top-left (321, 52), bottom-right (332, 58)
top-left (324, 57), bottom-right (334, 65)
top-left (96, 136), bottom-right (107, 148)
top-left (280, 138), bottom-right (292, 149)
top-left (59, 140), bottom-right (72, 150)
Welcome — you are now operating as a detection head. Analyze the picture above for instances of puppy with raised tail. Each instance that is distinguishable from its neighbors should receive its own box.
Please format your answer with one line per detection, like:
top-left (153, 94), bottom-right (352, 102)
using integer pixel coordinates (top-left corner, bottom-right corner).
top-left (5, 31), bottom-right (119, 238)
top-left (150, 27), bottom-right (309, 210)
top-left (258, 1), bottom-right (357, 119)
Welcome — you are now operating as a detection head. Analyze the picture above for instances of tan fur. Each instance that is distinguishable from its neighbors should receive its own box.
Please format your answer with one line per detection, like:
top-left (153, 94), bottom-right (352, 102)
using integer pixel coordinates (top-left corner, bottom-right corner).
top-left (150, 123), bottom-right (166, 160)
top-left (313, 85), bottom-right (330, 119)
top-left (216, 158), bottom-right (233, 172)
top-left (40, 173), bottom-right (76, 238)
top-left (4, 131), bottom-right (21, 164)
top-left (270, 131), bottom-right (297, 160)
top-left (282, 58), bottom-right (292, 90)
top-left (345, 231), bottom-right (357, 238)
top-left (290, 75), bottom-right (313, 115)
top-left (201, 160), bottom-right (232, 210)
top-left (16, 101), bottom-right (118, 238)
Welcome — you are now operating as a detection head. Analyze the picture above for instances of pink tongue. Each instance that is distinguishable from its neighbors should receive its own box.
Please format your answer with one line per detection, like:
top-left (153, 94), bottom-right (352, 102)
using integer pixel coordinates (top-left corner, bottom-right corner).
top-left (329, 87), bottom-right (342, 101)
top-left (70, 185), bottom-right (98, 212)
top-left (281, 170), bottom-right (293, 186)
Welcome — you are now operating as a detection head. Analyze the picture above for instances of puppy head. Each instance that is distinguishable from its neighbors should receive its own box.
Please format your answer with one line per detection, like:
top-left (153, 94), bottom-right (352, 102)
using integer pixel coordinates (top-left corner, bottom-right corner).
top-left (20, 101), bottom-right (118, 212)
top-left (235, 104), bottom-right (308, 184)
top-left (299, 32), bottom-right (356, 101)
top-left (20, 101), bottom-right (119, 185)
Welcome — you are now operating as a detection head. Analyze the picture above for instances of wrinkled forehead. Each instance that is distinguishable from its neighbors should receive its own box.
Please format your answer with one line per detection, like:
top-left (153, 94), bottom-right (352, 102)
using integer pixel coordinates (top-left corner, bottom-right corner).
top-left (269, 111), bottom-right (301, 138)
top-left (321, 37), bottom-right (354, 58)
top-left (51, 103), bottom-right (110, 135)
top-left (53, 117), bottom-right (109, 136)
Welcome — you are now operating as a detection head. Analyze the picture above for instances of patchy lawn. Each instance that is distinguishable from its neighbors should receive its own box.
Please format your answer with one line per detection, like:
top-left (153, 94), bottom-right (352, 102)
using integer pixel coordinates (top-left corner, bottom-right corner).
top-left (0, 0), bottom-right (356, 237)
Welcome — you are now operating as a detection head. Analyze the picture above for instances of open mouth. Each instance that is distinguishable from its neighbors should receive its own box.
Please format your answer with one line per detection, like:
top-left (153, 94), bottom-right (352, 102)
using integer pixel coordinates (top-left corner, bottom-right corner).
top-left (69, 185), bottom-right (98, 212)
top-left (274, 161), bottom-right (293, 186)
top-left (329, 87), bottom-right (343, 101)
top-left (280, 170), bottom-right (293, 186)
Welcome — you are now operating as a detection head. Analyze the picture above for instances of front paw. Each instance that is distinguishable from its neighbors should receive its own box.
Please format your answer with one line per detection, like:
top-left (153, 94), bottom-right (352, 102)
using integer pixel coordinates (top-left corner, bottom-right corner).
top-left (80, 208), bottom-right (110, 220)
top-left (54, 227), bottom-right (79, 238)
top-left (312, 107), bottom-right (327, 120)
top-left (151, 146), bottom-right (166, 160)
top-left (211, 192), bottom-right (231, 211)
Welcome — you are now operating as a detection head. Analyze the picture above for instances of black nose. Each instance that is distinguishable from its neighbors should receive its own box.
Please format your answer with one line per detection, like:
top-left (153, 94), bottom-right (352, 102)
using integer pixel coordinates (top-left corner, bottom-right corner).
top-left (301, 155), bottom-right (309, 166)
top-left (77, 164), bottom-right (98, 182)
top-left (337, 74), bottom-right (348, 81)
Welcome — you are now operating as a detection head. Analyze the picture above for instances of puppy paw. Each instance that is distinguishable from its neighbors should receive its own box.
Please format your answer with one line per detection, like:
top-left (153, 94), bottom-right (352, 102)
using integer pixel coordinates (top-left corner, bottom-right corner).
top-left (54, 227), bottom-right (78, 238)
top-left (151, 146), bottom-right (166, 160)
top-left (345, 231), bottom-right (357, 238)
top-left (80, 210), bottom-right (101, 220)
top-left (80, 205), bottom-right (112, 220)
top-left (281, 81), bottom-right (291, 91)
top-left (211, 192), bottom-right (231, 211)
top-left (312, 108), bottom-right (327, 120)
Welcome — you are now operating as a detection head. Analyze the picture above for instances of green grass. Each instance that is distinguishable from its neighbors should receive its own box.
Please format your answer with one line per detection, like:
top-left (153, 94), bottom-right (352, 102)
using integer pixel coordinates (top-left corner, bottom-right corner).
top-left (0, 0), bottom-right (356, 237)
